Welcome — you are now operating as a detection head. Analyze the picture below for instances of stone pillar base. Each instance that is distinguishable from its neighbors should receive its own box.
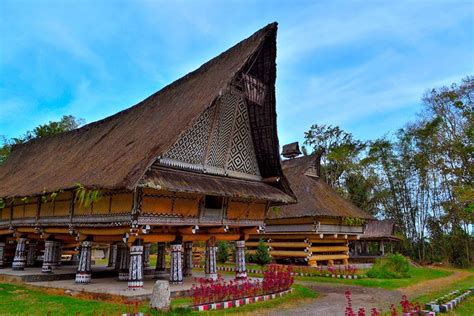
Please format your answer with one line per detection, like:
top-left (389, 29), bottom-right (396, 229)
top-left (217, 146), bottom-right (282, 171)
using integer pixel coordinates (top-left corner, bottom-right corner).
top-left (75, 272), bottom-right (91, 284)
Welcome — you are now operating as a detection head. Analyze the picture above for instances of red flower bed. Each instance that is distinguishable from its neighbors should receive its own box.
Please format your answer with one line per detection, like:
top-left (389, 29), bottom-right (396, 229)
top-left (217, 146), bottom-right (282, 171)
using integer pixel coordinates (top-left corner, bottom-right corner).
top-left (191, 264), bottom-right (294, 305)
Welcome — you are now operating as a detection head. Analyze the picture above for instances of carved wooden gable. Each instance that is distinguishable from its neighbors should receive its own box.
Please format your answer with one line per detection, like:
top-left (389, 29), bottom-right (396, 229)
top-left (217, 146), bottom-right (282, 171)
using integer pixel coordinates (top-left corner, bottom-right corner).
top-left (161, 92), bottom-right (261, 180)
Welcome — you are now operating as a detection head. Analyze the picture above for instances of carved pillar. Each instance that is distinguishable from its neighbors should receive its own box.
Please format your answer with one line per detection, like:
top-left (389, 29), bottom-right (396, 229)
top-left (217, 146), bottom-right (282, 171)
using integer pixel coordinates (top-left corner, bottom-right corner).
top-left (75, 240), bottom-right (92, 284)
top-left (108, 243), bottom-right (118, 268)
top-left (235, 240), bottom-right (247, 279)
top-left (183, 241), bottom-right (193, 277)
top-left (154, 242), bottom-right (166, 278)
top-left (114, 243), bottom-right (123, 271)
top-left (42, 240), bottom-right (55, 273)
top-left (205, 237), bottom-right (217, 281)
top-left (53, 241), bottom-right (62, 268)
top-left (118, 243), bottom-right (130, 281)
top-left (169, 243), bottom-right (183, 284)
top-left (143, 243), bottom-right (151, 268)
top-left (12, 237), bottom-right (28, 270)
top-left (128, 240), bottom-right (144, 289)
top-left (26, 241), bottom-right (37, 267)
top-left (0, 242), bottom-right (5, 268)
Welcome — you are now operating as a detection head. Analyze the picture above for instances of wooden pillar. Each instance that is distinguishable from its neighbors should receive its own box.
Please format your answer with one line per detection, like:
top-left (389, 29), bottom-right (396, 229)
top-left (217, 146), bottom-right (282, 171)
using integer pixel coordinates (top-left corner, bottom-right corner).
top-left (118, 243), bottom-right (130, 281)
top-left (53, 241), bottom-right (62, 268)
top-left (128, 239), bottom-right (144, 290)
top-left (0, 242), bottom-right (5, 268)
top-left (12, 237), bottom-right (27, 270)
top-left (205, 237), bottom-right (217, 281)
top-left (169, 243), bottom-right (183, 284)
top-left (154, 242), bottom-right (166, 278)
top-left (183, 241), bottom-right (193, 277)
top-left (235, 240), bottom-right (247, 279)
top-left (26, 241), bottom-right (37, 267)
top-left (380, 240), bottom-right (385, 256)
top-left (108, 243), bottom-right (118, 268)
top-left (42, 240), bottom-right (55, 273)
top-left (143, 243), bottom-right (151, 268)
top-left (75, 240), bottom-right (92, 284)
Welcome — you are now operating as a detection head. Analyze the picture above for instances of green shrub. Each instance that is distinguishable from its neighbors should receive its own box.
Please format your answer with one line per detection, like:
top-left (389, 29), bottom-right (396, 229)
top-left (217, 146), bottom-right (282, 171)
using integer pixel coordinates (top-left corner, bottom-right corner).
top-left (367, 253), bottom-right (410, 279)
top-left (216, 241), bottom-right (230, 263)
top-left (251, 239), bottom-right (272, 266)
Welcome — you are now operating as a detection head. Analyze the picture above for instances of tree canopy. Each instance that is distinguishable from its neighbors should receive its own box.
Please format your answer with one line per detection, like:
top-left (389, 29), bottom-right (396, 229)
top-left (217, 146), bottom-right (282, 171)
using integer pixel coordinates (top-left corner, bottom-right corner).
top-left (303, 76), bottom-right (473, 267)
top-left (0, 115), bottom-right (85, 165)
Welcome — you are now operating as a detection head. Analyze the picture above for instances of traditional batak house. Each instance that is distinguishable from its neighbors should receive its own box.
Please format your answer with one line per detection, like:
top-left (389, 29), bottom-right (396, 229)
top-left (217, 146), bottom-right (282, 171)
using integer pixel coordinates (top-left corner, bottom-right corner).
top-left (0, 23), bottom-right (294, 288)
top-left (350, 219), bottom-right (401, 261)
top-left (248, 143), bottom-right (373, 266)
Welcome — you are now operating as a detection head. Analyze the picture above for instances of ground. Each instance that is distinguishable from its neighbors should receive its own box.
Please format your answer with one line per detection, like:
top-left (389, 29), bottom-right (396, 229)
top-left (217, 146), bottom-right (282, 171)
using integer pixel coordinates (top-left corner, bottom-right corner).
top-left (0, 265), bottom-right (472, 315)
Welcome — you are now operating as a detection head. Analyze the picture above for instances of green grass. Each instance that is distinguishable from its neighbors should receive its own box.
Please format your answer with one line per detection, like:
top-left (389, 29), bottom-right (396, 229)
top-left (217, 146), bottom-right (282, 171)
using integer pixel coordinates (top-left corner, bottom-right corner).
top-left (0, 283), bottom-right (316, 315)
top-left (413, 273), bottom-right (474, 316)
top-left (296, 266), bottom-right (452, 289)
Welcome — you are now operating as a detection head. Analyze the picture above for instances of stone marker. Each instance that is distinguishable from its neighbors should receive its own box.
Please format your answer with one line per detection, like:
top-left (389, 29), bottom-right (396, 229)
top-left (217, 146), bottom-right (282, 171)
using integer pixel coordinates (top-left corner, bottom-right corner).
top-left (150, 280), bottom-right (171, 311)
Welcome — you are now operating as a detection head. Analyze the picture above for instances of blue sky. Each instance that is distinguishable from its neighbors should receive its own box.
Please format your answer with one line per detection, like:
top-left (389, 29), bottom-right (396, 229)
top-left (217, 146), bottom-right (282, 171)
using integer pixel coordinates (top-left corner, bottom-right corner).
top-left (1, 0), bottom-right (473, 147)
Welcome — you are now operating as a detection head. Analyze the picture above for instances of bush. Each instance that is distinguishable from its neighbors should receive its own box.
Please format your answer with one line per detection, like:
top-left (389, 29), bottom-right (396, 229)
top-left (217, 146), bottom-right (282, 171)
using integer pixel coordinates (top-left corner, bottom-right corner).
top-left (216, 241), bottom-right (230, 263)
top-left (367, 253), bottom-right (410, 279)
top-left (251, 239), bottom-right (272, 266)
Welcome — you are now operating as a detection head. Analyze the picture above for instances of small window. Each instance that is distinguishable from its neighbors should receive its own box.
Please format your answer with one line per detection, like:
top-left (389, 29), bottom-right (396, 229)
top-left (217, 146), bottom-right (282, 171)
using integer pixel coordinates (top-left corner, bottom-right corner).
top-left (200, 195), bottom-right (225, 221)
top-left (204, 195), bottom-right (223, 210)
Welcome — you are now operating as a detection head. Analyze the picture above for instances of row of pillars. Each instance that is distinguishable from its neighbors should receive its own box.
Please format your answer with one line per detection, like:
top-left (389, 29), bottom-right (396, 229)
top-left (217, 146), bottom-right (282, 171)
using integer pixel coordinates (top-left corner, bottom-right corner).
top-left (1, 237), bottom-right (248, 290)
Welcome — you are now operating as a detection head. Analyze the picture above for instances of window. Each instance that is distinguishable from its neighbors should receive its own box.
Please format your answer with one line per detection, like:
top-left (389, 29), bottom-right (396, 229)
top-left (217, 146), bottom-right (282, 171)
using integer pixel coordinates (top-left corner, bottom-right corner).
top-left (204, 195), bottom-right (224, 210)
top-left (200, 195), bottom-right (225, 221)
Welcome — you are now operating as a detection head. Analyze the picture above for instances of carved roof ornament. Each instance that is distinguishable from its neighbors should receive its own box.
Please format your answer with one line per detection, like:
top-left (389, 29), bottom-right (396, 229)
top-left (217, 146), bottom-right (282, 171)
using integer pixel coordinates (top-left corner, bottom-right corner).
top-left (281, 142), bottom-right (302, 159)
top-left (242, 73), bottom-right (267, 106)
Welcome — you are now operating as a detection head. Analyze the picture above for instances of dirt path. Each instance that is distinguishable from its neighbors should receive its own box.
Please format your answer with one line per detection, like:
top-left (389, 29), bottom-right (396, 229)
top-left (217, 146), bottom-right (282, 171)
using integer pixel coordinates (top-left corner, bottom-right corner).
top-left (401, 268), bottom-right (472, 299)
top-left (258, 282), bottom-right (401, 316)
top-left (255, 268), bottom-right (473, 315)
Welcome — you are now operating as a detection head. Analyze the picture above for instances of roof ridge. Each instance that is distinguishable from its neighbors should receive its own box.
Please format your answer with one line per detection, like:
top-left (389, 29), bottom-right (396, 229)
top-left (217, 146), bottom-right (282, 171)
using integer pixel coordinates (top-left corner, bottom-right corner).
top-left (10, 22), bottom-right (278, 154)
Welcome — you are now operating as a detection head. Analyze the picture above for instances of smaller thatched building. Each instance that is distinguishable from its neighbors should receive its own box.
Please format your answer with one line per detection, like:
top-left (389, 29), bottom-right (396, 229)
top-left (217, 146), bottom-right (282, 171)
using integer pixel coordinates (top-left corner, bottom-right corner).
top-left (350, 219), bottom-right (401, 260)
top-left (249, 144), bottom-right (374, 266)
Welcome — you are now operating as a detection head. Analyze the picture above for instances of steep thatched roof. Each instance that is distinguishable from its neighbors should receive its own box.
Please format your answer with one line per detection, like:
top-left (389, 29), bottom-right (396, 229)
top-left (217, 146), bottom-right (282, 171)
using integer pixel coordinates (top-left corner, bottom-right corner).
top-left (0, 23), bottom-right (293, 201)
top-left (360, 219), bottom-right (400, 240)
top-left (267, 154), bottom-right (374, 219)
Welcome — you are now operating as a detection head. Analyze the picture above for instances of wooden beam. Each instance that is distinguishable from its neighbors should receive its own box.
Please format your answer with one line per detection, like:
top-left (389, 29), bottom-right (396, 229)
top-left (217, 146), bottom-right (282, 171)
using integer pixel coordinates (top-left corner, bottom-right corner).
top-left (182, 234), bottom-right (240, 242)
top-left (309, 246), bottom-right (349, 252)
top-left (16, 227), bottom-right (37, 233)
top-left (78, 228), bottom-right (129, 236)
top-left (0, 229), bottom-right (13, 235)
top-left (308, 254), bottom-right (349, 261)
top-left (92, 235), bottom-right (124, 243)
top-left (246, 241), bottom-right (309, 248)
top-left (44, 228), bottom-right (70, 234)
top-left (141, 234), bottom-right (176, 243)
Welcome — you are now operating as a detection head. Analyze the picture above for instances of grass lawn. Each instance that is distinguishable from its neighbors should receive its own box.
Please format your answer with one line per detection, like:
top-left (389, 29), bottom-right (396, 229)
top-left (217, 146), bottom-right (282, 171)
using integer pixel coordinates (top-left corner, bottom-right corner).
top-left (413, 273), bottom-right (474, 316)
top-left (0, 283), bottom-right (316, 315)
top-left (295, 266), bottom-right (452, 290)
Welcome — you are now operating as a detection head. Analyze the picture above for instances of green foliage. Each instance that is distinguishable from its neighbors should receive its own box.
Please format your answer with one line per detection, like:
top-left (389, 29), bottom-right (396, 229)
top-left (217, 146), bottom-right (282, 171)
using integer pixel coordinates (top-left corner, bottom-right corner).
top-left (74, 183), bottom-right (102, 207)
top-left (367, 253), bottom-right (410, 279)
top-left (0, 198), bottom-right (5, 209)
top-left (0, 115), bottom-right (84, 165)
top-left (250, 239), bottom-right (272, 266)
top-left (216, 241), bottom-right (230, 263)
top-left (342, 217), bottom-right (365, 226)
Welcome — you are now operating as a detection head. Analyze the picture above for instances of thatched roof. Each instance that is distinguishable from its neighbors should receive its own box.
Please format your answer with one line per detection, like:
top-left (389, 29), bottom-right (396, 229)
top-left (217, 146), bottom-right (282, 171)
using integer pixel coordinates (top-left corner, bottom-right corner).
top-left (267, 154), bottom-right (374, 219)
top-left (360, 219), bottom-right (400, 240)
top-left (0, 23), bottom-right (293, 202)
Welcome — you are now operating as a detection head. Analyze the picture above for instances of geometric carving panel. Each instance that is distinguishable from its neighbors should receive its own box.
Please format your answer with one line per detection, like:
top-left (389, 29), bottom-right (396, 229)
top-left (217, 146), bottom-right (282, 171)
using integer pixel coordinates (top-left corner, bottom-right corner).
top-left (227, 97), bottom-right (260, 176)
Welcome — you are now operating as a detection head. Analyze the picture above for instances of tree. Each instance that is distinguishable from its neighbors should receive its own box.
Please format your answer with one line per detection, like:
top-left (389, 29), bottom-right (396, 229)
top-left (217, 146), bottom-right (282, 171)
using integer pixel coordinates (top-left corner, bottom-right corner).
top-left (0, 115), bottom-right (85, 165)
top-left (252, 239), bottom-right (272, 266)
top-left (216, 241), bottom-right (230, 263)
